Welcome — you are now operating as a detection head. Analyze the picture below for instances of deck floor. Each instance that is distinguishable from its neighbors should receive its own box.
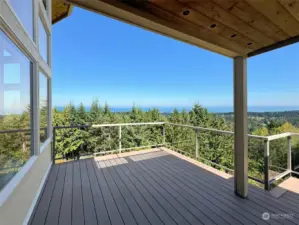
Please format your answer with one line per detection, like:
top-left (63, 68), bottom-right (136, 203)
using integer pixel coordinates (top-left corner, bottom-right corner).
top-left (29, 148), bottom-right (299, 225)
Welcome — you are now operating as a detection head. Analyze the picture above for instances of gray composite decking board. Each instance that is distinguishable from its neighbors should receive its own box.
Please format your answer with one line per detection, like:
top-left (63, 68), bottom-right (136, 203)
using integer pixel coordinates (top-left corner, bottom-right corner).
top-left (278, 196), bottom-right (299, 212)
top-left (104, 160), bottom-right (151, 225)
top-left (110, 158), bottom-right (183, 225)
top-left (279, 194), bottom-right (299, 211)
top-left (282, 194), bottom-right (299, 206)
top-left (121, 156), bottom-right (225, 225)
top-left (282, 192), bottom-right (299, 203)
top-left (110, 158), bottom-right (191, 225)
top-left (108, 158), bottom-right (164, 225)
top-left (280, 191), bottom-right (299, 202)
top-left (135, 152), bottom-right (264, 224)
top-left (79, 160), bottom-right (98, 225)
top-left (149, 153), bottom-right (284, 225)
top-left (132, 153), bottom-right (258, 225)
top-left (155, 151), bottom-right (299, 220)
top-left (30, 165), bottom-right (60, 225)
top-left (59, 162), bottom-right (73, 225)
top-left (137, 152), bottom-right (278, 223)
top-left (85, 160), bottom-right (111, 225)
top-left (45, 164), bottom-right (67, 225)
top-left (125, 157), bottom-right (215, 225)
top-left (155, 154), bottom-right (292, 225)
top-left (114, 157), bottom-right (211, 225)
top-left (165, 153), bottom-right (299, 220)
top-left (152, 152), bottom-right (297, 225)
top-left (282, 191), bottom-right (299, 201)
top-left (92, 160), bottom-right (125, 225)
top-left (151, 154), bottom-right (281, 225)
top-left (113, 157), bottom-right (200, 225)
top-left (119, 156), bottom-right (219, 225)
top-left (30, 150), bottom-right (299, 225)
top-left (162, 151), bottom-right (291, 204)
top-left (132, 153), bottom-right (269, 225)
top-left (72, 161), bottom-right (85, 225)
top-left (285, 190), bottom-right (299, 199)
top-left (100, 160), bottom-right (138, 225)
top-left (153, 153), bottom-right (298, 225)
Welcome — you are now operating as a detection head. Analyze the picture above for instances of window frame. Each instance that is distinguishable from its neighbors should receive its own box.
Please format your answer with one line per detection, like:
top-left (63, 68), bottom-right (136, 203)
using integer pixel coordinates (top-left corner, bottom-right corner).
top-left (38, 11), bottom-right (50, 65)
top-left (0, 29), bottom-right (35, 194)
top-left (5, 0), bottom-right (35, 43)
top-left (39, 69), bottom-right (51, 152)
top-left (0, 0), bottom-right (52, 202)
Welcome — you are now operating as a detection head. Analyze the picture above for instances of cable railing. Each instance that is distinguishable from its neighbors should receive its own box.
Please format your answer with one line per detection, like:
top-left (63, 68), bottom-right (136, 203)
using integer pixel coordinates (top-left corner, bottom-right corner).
top-left (52, 122), bottom-right (165, 162)
top-left (166, 123), bottom-right (299, 190)
top-left (1, 122), bottom-right (298, 191)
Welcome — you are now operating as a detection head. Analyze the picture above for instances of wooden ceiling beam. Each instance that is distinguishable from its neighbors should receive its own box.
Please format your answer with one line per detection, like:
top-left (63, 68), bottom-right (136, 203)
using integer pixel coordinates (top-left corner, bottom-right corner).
top-left (151, 0), bottom-right (259, 51)
top-left (178, 0), bottom-right (275, 47)
top-left (278, 0), bottom-right (299, 23)
top-left (246, 0), bottom-right (299, 37)
top-left (141, 3), bottom-right (251, 54)
top-left (248, 34), bottom-right (299, 57)
top-left (211, 0), bottom-right (289, 42)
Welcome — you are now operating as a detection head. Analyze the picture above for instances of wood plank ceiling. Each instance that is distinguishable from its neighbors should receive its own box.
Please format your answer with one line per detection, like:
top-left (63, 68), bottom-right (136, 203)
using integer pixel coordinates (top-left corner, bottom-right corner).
top-left (53, 0), bottom-right (299, 58)
top-left (52, 0), bottom-right (73, 24)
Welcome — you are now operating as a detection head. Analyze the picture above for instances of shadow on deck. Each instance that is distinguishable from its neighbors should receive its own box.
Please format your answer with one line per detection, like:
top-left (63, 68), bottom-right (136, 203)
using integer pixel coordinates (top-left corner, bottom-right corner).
top-left (29, 148), bottom-right (299, 225)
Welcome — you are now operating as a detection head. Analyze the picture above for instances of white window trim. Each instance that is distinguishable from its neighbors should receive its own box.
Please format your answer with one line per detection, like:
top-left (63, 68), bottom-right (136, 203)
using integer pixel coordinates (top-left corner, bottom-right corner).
top-left (38, 0), bottom-right (51, 34)
top-left (39, 71), bottom-right (51, 152)
top-left (3, 0), bottom-right (36, 45)
top-left (38, 16), bottom-right (49, 65)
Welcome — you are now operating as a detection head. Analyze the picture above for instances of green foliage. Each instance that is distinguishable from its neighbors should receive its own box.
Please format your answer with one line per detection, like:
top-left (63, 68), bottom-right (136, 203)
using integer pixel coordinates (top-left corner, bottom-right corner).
top-left (2, 100), bottom-right (299, 188)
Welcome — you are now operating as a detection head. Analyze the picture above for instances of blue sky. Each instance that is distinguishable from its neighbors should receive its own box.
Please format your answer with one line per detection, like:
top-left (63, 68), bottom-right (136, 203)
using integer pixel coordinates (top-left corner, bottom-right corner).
top-left (52, 7), bottom-right (299, 108)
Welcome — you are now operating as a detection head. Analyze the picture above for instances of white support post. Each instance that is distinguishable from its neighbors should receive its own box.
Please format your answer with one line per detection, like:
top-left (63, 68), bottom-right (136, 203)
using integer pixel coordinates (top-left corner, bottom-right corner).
top-left (195, 129), bottom-right (199, 159)
top-left (234, 56), bottom-right (248, 198)
top-left (287, 136), bottom-right (292, 171)
top-left (119, 126), bottom-right (122, 154)
top-left (264, 140), bottom-right (270, 190)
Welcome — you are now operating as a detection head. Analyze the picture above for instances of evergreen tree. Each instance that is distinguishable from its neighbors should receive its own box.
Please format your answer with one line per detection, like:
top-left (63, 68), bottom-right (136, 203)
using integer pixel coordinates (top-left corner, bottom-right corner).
top-left (89, 99), bottom-right (102, 123)
top-left (77, 102), bottom-right (88, 125)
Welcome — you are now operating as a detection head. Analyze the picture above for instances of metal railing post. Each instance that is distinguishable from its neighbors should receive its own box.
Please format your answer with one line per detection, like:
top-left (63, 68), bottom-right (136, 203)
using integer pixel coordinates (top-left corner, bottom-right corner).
top-left (162, 124), bottom-right (166, 146)
top-left (119, 126), bottom-right (122, 154)
top-left (52, 127), bottom-right (56, 164)
top-left (287, 136), bottom-right (292, 171)
top-left (264, 139), bottom-right (270, 190)
top-left (195, 128), bottom-right (199, 159)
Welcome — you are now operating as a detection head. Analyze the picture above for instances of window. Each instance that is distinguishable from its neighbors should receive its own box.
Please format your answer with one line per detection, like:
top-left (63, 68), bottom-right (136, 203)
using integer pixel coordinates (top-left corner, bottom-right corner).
top-left (39, 72), bottom-right (48, 145)
top-left (0, 30), bottom-right (32, 190)
top-left (39, 17), bottom-right (48, 63)
top-left (7, 0), bottom-right (33, 39)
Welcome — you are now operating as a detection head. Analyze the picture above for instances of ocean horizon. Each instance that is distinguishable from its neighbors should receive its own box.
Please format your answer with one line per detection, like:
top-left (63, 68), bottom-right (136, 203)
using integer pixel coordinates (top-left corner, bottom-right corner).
top-left (54, 106), bottom-right (299, 113)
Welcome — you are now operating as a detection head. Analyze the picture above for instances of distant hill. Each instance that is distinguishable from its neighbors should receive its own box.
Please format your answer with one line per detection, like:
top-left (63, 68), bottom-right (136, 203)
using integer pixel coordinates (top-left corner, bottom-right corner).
top-left (217, 110), bottom-right (299, 117)
top-left (216, 110), bottom-right (299, 131)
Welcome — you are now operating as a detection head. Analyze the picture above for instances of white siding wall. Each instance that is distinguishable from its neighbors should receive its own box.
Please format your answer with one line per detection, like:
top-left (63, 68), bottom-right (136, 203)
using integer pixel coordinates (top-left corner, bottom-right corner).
top-left (0, 144), bottom-right (52, 225)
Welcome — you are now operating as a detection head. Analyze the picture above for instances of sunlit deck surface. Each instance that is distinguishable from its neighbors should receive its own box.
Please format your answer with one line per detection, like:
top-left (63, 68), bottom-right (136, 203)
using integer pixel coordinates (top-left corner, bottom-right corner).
top-left (29, 148), bottom-right (299, 225)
